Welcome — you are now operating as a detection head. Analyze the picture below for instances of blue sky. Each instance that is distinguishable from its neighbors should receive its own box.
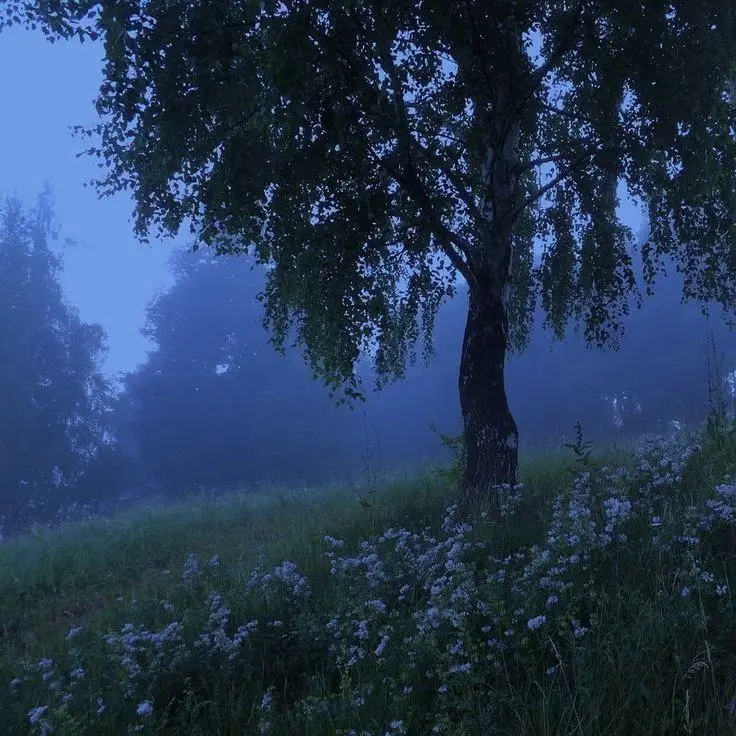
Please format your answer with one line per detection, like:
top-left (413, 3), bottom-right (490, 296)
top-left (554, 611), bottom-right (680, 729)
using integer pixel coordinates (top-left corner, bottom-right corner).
top-left (0, 26), bottom-right (181, 380)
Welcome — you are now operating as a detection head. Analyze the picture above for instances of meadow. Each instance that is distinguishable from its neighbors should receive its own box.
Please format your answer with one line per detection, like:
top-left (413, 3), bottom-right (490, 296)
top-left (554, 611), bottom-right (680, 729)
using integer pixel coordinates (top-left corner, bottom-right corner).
top-left (2, 418), bottom-right (736, 735)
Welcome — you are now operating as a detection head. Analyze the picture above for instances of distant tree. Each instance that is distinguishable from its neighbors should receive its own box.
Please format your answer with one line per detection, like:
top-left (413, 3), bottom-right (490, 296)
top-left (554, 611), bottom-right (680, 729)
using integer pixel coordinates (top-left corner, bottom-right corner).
top-left (0, 192), bottom-right (114, 519)
top-left (119, 247), bottom-right (357, 495)
top-left (11, 1), bottom-right (736, 509)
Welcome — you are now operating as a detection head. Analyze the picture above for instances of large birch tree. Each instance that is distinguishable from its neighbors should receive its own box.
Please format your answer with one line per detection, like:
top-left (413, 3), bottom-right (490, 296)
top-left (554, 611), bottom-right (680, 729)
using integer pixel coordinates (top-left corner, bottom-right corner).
top-left (7, 0), bottom-right (736, 507)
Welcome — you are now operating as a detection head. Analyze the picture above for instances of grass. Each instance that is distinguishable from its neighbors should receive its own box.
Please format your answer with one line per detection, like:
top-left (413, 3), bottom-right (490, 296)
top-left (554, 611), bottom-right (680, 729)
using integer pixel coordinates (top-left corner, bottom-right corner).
top-left (2, 423), bottom-right (736, 734)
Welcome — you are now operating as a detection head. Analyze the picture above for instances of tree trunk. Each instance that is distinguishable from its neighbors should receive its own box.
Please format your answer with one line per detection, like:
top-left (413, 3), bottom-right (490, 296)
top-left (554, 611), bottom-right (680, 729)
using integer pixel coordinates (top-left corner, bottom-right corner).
top-left (452, 24), bottom-right (524, 510)
top-left (459, 279), bottom-right (519, 506)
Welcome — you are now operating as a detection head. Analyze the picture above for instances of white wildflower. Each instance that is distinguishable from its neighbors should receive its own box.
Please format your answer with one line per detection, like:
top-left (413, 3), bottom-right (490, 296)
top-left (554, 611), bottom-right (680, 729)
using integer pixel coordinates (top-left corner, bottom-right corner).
top-left (375, 631), bottom-right (390, 657)
top-left (260, 686), bottom-right (275, 712)
top-left (136, 700), bottom-right (153, 717)
top-left (27, 706), bottom-right (48, 724)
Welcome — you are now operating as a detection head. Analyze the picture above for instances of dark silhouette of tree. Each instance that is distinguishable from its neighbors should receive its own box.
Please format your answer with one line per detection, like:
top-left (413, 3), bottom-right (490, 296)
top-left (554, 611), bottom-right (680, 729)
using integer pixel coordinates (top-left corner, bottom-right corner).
top-left (10, 1), bottom-right (736, 511)
top-left (119, 247), bottom-right (358, 496)
top-left (0, 192), bottom-right (114, 522)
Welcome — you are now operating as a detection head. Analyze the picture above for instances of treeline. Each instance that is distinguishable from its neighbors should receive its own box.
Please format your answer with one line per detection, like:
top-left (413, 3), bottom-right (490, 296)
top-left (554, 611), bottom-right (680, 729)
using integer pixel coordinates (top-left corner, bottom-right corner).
top-left (1, 194), bottom-right (733, 532)
top-left (0, 193), bottom-right (119, 528)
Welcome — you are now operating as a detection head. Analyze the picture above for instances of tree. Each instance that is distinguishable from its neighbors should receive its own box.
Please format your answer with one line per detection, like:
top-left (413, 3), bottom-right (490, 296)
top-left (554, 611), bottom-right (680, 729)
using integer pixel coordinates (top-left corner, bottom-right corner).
top-left (9, 1), bottom-right (736, 508)
top-left (119, 247), bottom-right (361, 494)
top-left (0, 192), bottom-right (114, 520)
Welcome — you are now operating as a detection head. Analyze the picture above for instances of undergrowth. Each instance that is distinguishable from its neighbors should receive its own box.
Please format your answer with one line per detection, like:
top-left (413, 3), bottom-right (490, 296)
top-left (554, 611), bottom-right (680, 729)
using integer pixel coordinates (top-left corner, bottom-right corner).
top-left (2, 419), bottom-right (736, 734)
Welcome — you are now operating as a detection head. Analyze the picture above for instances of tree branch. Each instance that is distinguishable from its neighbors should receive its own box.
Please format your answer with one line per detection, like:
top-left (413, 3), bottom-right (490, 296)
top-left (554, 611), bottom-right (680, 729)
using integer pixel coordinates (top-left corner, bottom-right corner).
top-left (539, 100), bottom-right (594, 125)
top-left (303, 6), bottom-right (482, 289)
top-left (410, 136), bottom-right (483, 223)
top-left (523, 0), bottom-right (587, 98)
top-left (509, 147), bottom-right (596, 221)
top-left (462, 0), bottom-right (498, 108)
top-left (406, 119), bottom-right (470, 151)
top-left (368, 145), bottom-right (479, 291)
top-left (370, 21), bottom-right (483, 292)
top-left (513, 152), bottom-right (571, 173)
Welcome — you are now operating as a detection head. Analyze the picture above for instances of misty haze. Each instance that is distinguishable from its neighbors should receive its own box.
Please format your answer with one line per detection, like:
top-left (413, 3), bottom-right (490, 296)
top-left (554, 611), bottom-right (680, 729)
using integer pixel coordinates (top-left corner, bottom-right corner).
top-left (2, 4), bottom-right (736, 735)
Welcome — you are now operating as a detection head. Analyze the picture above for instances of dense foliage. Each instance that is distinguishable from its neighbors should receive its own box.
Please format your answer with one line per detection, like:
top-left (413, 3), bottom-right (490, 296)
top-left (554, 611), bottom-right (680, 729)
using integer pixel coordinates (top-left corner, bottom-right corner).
top-left (4, 0), bottom-right (735, 496)
top-left (0, 193), bottom-right (115, 521)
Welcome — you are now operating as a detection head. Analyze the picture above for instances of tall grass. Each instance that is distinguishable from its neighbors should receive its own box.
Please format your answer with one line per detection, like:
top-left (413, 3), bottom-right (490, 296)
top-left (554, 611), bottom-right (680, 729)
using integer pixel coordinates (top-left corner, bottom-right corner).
top-left (2, 420), bottom-right (736, 734)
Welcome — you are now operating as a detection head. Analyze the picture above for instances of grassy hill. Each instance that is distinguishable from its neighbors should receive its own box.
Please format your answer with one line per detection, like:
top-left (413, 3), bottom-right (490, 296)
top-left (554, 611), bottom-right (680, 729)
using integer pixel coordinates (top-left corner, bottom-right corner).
top-left (3, 421), bottom-right (736, 735)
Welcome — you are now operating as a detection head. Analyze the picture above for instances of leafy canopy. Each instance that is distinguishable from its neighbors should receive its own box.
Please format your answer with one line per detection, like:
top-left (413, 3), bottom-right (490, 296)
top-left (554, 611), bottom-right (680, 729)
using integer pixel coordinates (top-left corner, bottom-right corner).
top-left (6, 0), bottom-right (736, 401)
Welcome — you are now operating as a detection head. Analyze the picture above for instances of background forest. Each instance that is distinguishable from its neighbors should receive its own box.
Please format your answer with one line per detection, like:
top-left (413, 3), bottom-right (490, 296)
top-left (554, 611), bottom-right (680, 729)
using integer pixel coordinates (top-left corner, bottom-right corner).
top-left (1, 191), bottom-right (733, 534)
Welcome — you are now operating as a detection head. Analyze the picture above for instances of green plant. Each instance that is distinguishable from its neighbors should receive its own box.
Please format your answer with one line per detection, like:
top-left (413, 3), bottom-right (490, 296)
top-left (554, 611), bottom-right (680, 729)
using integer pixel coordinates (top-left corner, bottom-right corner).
top-left (430, 422), bottom-right (466, 485)
top-left (355, 485), bottom-right (379, 539)
top-left (704, 333), bottom-right (736, 451)
top-left (563, 422), bottom-right (594, 469)
top-left (5, 424), bottom-right (736, 734)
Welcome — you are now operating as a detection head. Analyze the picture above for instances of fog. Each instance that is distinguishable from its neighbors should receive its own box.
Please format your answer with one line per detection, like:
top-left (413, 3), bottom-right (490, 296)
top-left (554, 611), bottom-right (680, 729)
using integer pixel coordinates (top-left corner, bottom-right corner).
top-left (1, 26), bottom-right (734, 531)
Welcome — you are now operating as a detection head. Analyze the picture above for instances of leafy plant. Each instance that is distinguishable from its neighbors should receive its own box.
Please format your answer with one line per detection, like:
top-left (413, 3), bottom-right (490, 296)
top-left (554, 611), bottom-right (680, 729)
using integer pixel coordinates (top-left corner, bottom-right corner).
top-left (704, 333), bottom-right (736, 451)
top-left (563, 422), bottom-right (594, 468)
top-left (430, 422), bottom-right (466, 486)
